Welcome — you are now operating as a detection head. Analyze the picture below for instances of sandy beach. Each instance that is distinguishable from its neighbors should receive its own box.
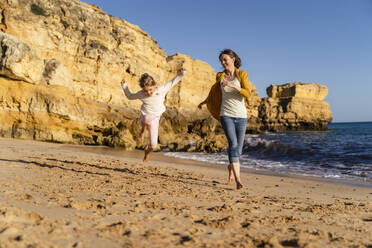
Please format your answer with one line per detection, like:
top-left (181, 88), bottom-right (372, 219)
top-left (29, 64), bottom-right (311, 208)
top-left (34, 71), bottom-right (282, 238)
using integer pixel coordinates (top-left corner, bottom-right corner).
top-left (0, 138), bottom-right (371, 248)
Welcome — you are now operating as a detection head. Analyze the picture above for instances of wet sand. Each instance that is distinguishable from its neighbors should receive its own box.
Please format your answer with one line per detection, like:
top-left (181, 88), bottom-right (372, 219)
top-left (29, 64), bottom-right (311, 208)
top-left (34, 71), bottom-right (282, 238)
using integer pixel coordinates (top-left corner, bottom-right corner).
top-left (0, 138), bottom-right (371, 247)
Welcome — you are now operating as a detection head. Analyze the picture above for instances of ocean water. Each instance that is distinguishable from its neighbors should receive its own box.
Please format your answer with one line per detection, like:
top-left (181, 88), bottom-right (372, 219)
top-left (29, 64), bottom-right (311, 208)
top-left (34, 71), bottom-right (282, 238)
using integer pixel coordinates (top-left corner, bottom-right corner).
top-left (165, 122), bottom-right (372, 185)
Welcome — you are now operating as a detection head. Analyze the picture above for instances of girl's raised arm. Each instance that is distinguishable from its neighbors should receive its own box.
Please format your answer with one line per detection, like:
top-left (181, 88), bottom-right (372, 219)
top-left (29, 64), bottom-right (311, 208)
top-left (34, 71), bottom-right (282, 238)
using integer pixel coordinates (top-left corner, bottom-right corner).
top-left (157, 68), bottom-right (187, 94)
top-left (121, 80), bottom-right (145, 100)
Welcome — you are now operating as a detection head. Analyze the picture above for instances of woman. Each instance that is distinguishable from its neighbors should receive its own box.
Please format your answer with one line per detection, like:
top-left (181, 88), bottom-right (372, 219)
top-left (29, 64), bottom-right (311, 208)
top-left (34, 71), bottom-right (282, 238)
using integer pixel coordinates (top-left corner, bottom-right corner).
top-left (198, 49), bottom-right (252, 190)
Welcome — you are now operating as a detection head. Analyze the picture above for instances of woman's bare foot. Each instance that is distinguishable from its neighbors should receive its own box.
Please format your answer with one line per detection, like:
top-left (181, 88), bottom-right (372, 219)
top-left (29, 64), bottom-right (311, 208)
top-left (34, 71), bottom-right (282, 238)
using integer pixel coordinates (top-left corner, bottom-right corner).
top-left (143, 147), bottom-right (153, 162)
top-left (227, 164), bottom-right (234, 183)
top-left (236, 182), bottom-right (243, 190)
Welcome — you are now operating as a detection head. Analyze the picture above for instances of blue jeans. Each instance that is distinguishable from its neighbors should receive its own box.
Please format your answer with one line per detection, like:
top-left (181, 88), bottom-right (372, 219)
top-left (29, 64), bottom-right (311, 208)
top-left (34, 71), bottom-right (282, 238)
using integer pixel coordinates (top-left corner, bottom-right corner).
top-left (220, 116), bottom-right (247, 163)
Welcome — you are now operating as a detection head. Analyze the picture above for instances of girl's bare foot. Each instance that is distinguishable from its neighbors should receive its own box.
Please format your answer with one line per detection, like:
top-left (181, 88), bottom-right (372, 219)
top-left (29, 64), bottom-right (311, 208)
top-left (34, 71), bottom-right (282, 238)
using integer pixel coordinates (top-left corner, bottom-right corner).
top-left (227, 164), bottom-right (234, 183)
top-left (236, 182), bottom-right (243, 190)
top-left (143, 147), bottom-right (153, 162)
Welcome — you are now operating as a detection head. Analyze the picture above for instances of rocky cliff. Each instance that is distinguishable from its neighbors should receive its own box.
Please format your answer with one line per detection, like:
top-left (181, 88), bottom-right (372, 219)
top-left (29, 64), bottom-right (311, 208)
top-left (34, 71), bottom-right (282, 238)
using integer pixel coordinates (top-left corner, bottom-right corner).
top-left (0, 0), bottom-right (332, 152)
top-left (0, 0), bottom-right (221, 150)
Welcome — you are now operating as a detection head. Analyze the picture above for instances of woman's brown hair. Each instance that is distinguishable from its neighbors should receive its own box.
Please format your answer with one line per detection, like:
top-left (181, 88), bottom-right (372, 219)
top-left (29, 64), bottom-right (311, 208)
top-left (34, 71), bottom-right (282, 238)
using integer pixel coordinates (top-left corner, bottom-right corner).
top-left (219, 49), bottom-right (242, 68)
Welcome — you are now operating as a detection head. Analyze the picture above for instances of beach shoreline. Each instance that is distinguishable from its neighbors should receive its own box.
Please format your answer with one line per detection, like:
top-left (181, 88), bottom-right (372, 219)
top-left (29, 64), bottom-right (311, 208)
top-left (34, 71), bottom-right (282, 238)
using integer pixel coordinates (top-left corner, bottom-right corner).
top-left (71, 143), bottom-right (372, 189)
top-left (162, 151), bottom-right (372, 189)
top-left (0, 138), bottom-right (371, 247)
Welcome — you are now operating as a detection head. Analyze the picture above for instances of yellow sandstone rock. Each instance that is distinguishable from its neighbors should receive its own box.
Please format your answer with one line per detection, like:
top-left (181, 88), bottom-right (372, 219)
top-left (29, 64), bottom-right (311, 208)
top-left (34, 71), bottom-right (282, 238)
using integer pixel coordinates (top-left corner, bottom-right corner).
top-left (260, 83), bottom-right (332, 131)
top-left (0, 0), bottom-right (332, 151)
top-left (0, 0), bottom-right (216, 149)
top-left (267, 83), bottom-right (328, 101)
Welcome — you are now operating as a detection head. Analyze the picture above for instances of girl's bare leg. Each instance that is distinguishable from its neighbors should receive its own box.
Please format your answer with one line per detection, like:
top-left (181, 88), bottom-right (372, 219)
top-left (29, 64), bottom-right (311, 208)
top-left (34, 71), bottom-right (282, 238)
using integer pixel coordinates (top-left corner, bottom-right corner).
top-left (143, 117), bottom-right (159, 163)
top-left (143, 123), bottom-right (154, 162)
top-left (143, 146), bottom-right (153, 162)
top-left (231, 162), bottom-right (243, 189)
top-left (227, 163), bottom-right (234, 183)
top-left (138, 123), bottom-right (146, 143)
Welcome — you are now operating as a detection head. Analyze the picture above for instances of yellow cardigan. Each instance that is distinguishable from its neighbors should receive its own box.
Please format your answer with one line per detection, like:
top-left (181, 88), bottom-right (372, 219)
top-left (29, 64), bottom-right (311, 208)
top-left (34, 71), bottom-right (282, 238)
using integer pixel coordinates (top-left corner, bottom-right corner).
top-left (206, 68), bottom-right (252, 120)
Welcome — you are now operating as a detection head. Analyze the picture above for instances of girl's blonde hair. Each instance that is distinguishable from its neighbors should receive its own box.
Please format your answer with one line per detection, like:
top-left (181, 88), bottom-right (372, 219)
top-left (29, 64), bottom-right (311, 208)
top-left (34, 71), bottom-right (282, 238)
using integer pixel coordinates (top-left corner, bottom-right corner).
top-left (139, 73), bottom-right (156, 88)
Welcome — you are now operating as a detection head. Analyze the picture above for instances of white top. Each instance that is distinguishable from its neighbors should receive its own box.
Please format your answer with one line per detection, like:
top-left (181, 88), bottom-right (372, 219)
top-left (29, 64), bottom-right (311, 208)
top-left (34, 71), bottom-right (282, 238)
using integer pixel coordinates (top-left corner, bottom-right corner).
top-left (122, 71), bottom-right (186, 117)
top-left (220, 77), bottom-right (247, 118)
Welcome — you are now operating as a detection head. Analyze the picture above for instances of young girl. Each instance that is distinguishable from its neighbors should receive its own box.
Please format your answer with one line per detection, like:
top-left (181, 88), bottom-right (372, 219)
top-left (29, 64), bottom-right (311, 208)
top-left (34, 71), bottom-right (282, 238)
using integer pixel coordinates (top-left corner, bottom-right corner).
top-left (121, 68), bottom-right (186, 162)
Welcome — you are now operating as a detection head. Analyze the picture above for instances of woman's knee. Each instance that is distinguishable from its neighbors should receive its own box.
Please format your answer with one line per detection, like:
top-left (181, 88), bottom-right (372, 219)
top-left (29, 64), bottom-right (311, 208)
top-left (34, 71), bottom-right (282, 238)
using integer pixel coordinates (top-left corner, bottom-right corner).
top-left (228, 144), bottom-right (239, 157)
top-left (228, 139), bottom-right (239, 150)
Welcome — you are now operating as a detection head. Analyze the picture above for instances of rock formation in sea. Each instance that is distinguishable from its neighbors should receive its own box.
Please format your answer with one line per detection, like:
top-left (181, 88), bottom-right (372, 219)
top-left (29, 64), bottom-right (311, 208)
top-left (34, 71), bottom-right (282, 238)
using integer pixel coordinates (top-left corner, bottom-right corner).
top-left (259, 83), bottom-right (332, 131)
top-left (0, 0), bottom-right (332, 152)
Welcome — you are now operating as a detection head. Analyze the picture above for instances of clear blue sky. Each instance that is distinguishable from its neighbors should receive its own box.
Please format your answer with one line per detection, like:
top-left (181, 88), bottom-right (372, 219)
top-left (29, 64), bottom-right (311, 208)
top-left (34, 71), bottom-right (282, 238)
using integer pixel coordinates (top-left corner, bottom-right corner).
top-left (82, 0), bottom-right (372, 122)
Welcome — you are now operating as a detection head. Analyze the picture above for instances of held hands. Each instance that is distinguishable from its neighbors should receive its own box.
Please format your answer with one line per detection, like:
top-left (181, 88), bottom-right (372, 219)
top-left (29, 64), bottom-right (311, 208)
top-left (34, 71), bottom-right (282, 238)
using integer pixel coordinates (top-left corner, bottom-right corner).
top-left (221, 78), bottom-right (240, 91)
top-left (220, 78), bottom-right (233, 88)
